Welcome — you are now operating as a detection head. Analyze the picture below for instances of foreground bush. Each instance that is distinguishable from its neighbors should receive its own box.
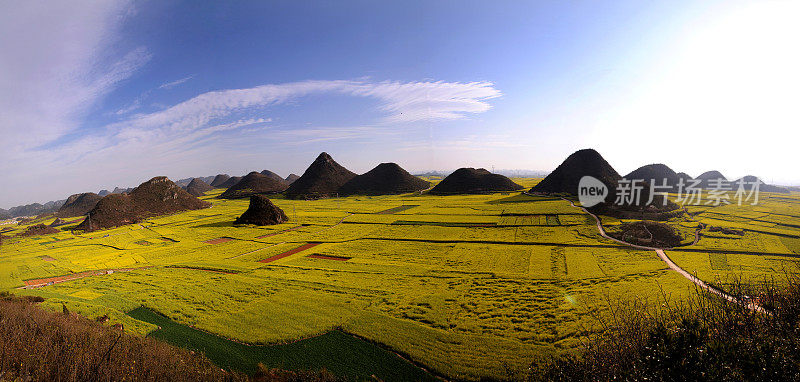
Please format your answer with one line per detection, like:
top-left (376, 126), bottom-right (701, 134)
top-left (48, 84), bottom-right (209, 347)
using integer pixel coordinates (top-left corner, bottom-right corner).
top-left (529, 275), bottom-right (800, 381)
top-left (0, 292), bottom-right (243, 381)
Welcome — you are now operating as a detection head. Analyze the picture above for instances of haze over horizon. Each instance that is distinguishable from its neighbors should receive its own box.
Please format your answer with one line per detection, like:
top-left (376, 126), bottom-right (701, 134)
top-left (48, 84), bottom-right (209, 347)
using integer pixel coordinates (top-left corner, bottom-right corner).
top-left (2, 0), bottom-right (799, 208)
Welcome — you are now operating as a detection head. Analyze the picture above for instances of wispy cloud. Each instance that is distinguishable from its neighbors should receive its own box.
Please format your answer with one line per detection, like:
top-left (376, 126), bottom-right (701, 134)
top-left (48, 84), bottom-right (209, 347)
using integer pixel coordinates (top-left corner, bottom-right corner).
top-left (158, 75), bottom-right (194, 90)
top-left (72, 79), bottom-right (500, 161)
top-left (351, 81), bottom-right (501, 123)
top-left (114, 98), bottom-right (142, 115)
top-left (110, 79), bottom-right (500, 139)
top-left (2, 75), bottom-right (500, 206)
top-left (0, 1), bottom-right (148, 153)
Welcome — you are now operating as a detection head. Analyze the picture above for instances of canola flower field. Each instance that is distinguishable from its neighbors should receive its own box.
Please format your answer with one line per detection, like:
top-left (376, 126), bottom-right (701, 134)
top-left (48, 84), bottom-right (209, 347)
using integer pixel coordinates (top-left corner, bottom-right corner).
top-left (1, 179), bottom-right (798, 380)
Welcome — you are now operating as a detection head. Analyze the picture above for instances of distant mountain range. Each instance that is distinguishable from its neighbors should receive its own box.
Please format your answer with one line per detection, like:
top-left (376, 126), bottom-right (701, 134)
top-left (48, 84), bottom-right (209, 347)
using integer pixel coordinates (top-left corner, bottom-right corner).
top-left (414, 169), bottom-right (548, 178)
top-left (0, 199), bottom-right (66, 219)
top-left (1, 158), bottom-right (796, 220)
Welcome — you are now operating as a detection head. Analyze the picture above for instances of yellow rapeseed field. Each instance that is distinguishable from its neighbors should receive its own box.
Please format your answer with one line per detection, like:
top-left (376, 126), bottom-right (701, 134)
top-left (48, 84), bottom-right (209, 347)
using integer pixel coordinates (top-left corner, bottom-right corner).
top-left (2, 185), bottom-right (798, 380)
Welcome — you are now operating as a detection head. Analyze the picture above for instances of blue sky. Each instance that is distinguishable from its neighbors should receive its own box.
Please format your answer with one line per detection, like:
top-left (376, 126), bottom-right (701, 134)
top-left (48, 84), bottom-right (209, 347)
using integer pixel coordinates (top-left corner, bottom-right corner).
top-left (1, 0), bottom-right (798, 207)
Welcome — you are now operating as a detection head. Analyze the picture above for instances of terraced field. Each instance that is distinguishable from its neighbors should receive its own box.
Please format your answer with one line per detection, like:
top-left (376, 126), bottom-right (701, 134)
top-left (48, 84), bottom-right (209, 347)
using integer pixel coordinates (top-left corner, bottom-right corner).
top-left (668, 193), bottom-right (800, 291)
top-left (1, 184), bottom-right (798, 380)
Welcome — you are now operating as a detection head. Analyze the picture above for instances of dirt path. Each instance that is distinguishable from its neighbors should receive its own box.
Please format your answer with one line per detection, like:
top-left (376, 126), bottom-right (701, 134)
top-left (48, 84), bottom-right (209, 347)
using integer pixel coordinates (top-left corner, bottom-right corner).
top-left (19, 266), bottom-right (153, 289)
top-left (560, 197), bottom-right (765, 313)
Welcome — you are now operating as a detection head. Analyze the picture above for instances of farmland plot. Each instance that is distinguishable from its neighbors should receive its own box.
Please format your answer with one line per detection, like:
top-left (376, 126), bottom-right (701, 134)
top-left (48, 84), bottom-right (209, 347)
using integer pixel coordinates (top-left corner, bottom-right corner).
top-left (3, 185), bottom-right (797, 380)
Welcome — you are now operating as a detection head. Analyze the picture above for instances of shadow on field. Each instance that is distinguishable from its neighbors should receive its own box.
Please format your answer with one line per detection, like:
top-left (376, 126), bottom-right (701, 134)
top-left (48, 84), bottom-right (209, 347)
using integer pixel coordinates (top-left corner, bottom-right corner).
top-left (127, 307), bottom-right (437, 381)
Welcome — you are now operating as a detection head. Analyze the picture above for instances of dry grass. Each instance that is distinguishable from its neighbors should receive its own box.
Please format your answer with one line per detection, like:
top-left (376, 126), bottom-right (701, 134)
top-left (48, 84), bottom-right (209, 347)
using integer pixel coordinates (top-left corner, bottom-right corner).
top-left (0, 292), bottom-right (243, 381)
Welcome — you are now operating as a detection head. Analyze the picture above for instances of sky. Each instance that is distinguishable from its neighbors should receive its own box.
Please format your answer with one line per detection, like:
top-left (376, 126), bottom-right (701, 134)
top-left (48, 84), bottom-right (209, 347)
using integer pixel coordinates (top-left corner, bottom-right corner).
top-left (1, 0), bottom-right (799, 208)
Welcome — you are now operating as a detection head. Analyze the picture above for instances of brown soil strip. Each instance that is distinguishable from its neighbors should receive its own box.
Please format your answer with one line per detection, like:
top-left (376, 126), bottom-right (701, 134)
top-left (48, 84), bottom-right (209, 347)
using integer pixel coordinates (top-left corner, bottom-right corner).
top-left (255, 225), bottom-right (306, 239)
top-left (203, 237), bottom-right (234, 244)
top-left (40, 255), bottom-right (56, 262)
top-left (21, 266), bottom-right (152, 289)
top-left (226, 242), bottom-right (286, 260)
top-left (307, 254), bottom-right (351, 261)
top-left (259, 242), bottom-right (321, 263)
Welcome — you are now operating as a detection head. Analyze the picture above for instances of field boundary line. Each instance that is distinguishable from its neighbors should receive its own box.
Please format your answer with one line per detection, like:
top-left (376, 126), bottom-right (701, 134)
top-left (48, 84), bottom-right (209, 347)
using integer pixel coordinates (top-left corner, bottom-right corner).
top-left (226, 242), bottom-right (286, 260)
top-left (311, 213), bottom-right (353, 235)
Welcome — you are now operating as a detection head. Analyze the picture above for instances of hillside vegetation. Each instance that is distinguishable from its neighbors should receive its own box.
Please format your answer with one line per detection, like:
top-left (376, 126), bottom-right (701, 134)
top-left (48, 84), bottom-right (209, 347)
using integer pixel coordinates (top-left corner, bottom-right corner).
top-left (530, 275), bottom-right (800, 381)
top-left (0, 293), bottom-right (241, 381)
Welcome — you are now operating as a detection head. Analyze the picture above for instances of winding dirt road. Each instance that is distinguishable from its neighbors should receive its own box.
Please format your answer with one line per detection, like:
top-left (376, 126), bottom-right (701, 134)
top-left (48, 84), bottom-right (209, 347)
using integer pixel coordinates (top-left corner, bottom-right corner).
top-left (560, 197), bottom-right (765, 313)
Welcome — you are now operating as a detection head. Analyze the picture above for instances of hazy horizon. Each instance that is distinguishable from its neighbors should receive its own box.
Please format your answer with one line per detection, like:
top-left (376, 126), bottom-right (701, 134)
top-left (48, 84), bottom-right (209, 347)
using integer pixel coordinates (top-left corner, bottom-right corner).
top-left (2, 0), bottom-right (799, 207)
top-left (1, 153), bottom-right (791, 210)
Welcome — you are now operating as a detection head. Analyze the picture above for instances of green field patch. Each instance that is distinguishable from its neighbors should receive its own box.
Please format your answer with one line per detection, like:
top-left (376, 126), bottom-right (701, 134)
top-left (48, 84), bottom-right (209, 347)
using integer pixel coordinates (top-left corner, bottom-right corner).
top-left (709, 253), bottom-right (730, 270)
top-left (545, 215), bottom-right (561, 226)
top-left (135, 240), bottom-right (152, 246)
top-left (780, 236), bottom-right (800, 254)
top-left (376, 205), bottom-right (420, 214)
top-left (391, 220), bottom-right (497, 228)
top-left (127, 307), bottom-right (436, 380)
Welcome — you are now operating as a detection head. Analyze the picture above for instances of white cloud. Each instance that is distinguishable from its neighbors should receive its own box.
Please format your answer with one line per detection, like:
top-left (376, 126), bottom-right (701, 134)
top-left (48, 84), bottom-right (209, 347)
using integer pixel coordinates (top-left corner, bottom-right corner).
top-left (159, 75), bottom-right (195, 90)
top-left (112, 80), bottom-right (500, 139)
top-left (114, 98), bottom-right (142, 116)
top-left (273, 126), bottom-right (397, 145)
top-left (349, 81), bottom-right (501, 123)
top-left (88, 79), bottom-right (499, 161)
top-left (0, 3), bottom-right (500, 207)
top-left (1, 78), bottom-right (500, 206)
top-left (0, 1), bottom-right (148, 154)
